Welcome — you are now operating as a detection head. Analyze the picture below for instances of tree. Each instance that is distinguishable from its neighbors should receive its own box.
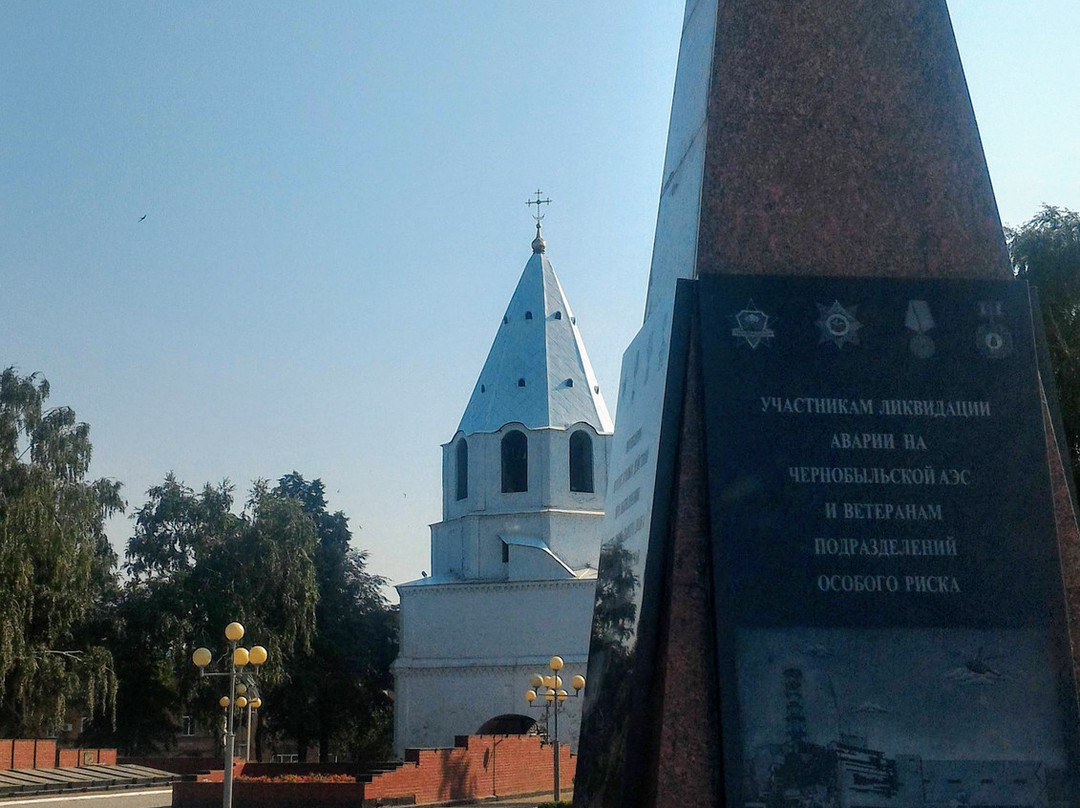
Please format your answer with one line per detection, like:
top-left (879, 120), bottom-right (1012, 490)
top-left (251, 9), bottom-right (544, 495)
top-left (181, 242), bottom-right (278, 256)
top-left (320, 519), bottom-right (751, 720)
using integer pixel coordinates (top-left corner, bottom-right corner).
top-left (1008, 205), bottom-right (1080, 488)
top-left (115, 475), bottom-right (320, 753)
top-left (266, 473), bottom-right (397, 761)
top-left (0, 368), bottom-right (122, 736)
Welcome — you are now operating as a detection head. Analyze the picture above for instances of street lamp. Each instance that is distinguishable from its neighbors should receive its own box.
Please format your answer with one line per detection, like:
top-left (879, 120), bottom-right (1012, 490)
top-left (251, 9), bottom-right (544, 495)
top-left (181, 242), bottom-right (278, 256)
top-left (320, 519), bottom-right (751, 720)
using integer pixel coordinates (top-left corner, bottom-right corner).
top-left (192, 622), bottom-right (269, 808)
top-left (525, 655), bottom-right (585, 802)
top-left (233, 683), bottom-right (264, 762)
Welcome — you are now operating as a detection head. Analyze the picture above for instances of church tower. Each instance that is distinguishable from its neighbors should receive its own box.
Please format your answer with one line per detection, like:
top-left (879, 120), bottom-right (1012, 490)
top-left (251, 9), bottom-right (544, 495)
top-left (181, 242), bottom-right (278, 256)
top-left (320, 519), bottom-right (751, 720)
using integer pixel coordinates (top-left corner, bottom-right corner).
top-left (392, 221), bottom-right (613, 756)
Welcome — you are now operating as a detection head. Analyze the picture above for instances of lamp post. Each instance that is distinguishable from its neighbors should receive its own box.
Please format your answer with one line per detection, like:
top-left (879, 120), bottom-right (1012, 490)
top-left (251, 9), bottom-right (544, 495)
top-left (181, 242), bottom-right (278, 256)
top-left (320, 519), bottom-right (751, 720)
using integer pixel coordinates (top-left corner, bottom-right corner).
top-left (192, 622), bottom-right (269, 808)
top-left (525, 655), bottom-right (585, 802)
top-left (233, 682), bottom-right (263, 762)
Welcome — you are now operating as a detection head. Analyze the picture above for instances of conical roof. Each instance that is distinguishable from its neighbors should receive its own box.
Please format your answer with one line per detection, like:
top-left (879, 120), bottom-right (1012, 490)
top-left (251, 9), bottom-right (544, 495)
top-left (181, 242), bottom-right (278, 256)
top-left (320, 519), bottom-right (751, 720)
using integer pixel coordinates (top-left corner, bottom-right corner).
top-left (457, 236), bottom-right (613, 435)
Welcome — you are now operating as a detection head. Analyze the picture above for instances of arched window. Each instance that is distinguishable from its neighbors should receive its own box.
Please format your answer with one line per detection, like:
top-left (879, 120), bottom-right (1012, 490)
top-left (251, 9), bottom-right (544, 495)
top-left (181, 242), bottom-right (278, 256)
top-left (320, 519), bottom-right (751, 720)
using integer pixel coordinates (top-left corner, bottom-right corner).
top-left (455, 439), bottom-right (468, 500)
top-left (501, 430), bottom-right (528, 493)
top-left (569, 431), bottom-right (594, 493)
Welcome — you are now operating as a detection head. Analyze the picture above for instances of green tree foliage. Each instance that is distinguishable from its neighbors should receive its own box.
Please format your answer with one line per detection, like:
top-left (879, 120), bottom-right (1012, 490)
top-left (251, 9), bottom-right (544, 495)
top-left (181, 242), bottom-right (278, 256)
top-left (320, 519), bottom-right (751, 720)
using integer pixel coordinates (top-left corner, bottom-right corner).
top-left (1008, 205), bottom-right (1080, 487)
top-left (266, 473), bottom-right (397, 761)
top-left (0, 368), bottom-right (122, 736)
top-left (114, 475), bottom-right (320, 753)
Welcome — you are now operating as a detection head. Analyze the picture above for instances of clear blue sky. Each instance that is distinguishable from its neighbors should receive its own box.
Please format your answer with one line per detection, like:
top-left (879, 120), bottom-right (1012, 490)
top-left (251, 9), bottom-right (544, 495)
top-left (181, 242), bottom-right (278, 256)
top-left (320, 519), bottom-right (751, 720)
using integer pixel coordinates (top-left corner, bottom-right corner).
top-left (2, 2), bottom-right (1077, 596)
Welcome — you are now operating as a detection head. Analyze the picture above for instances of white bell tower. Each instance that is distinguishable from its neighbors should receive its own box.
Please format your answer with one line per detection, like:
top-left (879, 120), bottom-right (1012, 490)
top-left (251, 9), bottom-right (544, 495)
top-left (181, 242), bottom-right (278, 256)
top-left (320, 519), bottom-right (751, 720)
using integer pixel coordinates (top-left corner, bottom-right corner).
top-left (393, 217), bottom-right (613, 756)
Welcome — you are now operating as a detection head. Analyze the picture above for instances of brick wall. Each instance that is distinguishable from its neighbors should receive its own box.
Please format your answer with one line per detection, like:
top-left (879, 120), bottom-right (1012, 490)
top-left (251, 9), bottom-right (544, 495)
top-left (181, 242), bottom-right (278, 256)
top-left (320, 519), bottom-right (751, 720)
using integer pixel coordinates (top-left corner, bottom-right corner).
top-left (172, 734), bottom-right (577, 807)
top-left (0, 742), bottom-right (117, 771)
top-left (33, 740), bottom-right (56, 768)
top-left (174, 781), bottom-right (367, 808)
top-left (12, 740), bottom-right (35, 770)
top-left (193, 758), bottom-right (245, 782)
top-left (57, 749), bottom-right (80, 768)
top-left (365, 734), bottom-right (575, 804)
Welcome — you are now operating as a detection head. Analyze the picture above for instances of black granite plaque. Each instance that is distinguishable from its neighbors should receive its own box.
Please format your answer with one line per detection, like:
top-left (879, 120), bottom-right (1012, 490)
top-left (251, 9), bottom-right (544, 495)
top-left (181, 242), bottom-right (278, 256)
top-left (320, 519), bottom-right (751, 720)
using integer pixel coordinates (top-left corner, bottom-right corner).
top-left (696, 275), bottom-right (1080, 806)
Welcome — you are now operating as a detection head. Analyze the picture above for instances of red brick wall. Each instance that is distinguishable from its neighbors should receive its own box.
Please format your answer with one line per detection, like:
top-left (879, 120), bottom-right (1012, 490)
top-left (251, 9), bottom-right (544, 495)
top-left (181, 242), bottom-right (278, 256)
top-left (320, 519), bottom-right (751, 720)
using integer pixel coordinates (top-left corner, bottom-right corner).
top-left (194, 758), bottom-right (245, 782)
top-left (34, 740), bottom-right (56, 769)
top-left (171, 735), bottom-right (577, 807)
top-left (365, 734), bottom-right (576, 804)
top-left (0, 742), bottom-right (117, 771)
top-left (12, 740), bottom-right (35, 770)
top-left (174, 781), bottom-right (367, 808)
top-left (172, 782), bottom-right (217, 808)
top-left (57, 749), bottom-right (80, 767)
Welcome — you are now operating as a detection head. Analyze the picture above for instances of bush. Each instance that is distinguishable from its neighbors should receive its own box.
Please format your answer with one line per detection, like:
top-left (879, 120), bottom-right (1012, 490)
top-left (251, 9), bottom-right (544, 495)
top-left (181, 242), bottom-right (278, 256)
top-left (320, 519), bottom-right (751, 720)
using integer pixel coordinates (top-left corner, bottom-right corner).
top-left (536, 802), bottom-right (573, 808)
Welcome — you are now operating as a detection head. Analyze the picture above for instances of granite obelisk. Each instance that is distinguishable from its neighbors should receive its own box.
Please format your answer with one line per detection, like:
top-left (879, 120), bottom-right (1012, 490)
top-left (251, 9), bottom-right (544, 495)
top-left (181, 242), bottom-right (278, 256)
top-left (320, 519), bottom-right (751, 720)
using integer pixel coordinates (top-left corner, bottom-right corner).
top-left (575, 1), bottom-right (1080, 806)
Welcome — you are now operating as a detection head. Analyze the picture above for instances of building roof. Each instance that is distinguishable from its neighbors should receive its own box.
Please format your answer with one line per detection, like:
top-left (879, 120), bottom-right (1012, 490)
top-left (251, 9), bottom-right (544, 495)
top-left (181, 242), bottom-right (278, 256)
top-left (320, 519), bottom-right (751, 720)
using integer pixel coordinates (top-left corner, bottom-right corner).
top-left (456, 232), bottom-right (614, 435)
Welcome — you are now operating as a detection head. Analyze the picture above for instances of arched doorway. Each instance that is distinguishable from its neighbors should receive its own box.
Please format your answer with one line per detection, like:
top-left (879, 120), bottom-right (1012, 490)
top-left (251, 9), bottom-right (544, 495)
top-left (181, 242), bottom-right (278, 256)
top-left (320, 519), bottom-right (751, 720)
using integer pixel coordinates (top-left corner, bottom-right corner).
top-left (476, 714), bottom-right (538, 736)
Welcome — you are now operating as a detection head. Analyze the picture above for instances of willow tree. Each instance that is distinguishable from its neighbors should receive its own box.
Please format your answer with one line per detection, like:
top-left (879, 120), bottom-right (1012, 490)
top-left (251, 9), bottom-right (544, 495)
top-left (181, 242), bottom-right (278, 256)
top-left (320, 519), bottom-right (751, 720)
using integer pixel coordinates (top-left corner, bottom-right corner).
top-left (0, 368), bottom-right (122, 736)
top-left (267, 473), bottom-right (396, 761)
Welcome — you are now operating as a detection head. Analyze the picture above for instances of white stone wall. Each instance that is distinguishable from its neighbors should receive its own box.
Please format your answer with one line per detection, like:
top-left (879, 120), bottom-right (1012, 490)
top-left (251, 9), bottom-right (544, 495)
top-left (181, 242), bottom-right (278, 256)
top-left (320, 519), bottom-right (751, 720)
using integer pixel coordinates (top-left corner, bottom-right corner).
top-left (430, 510), bottom-right (606, 581)
top-left (393, 578), bottom-right (595, 756)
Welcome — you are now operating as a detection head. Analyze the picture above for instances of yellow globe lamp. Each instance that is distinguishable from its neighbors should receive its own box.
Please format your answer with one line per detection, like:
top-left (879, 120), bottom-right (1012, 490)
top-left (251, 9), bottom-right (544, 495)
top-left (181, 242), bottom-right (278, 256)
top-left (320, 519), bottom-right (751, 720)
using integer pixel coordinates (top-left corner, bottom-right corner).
top-left (192, 647), bottom-right (212, 668)
top-left (545, 690), bottom-right (555, 702)
top-left (235, 684), bottom-right (247, 695)
top-left (571, 674), bottom-right (586, 692)
top-left (557, 689), bottom-right (568, 702)
top-left (233, 647), bottom-right (250, 667)
top-left (554, 675), bottom-right (562, 688)
top-left (529, 673), bottom-right (544, 689)
top-left (249, 645), bottom-right (268, 666)
top-left (235, 696), bottom-right (248, 709)
top-left (525, 690), bottom-right (537, 703)
top-left (219, 696), bottom-right (230, 708)
top-left (225, 622), bottom-right (245, 642)
top-left (251, 698), bottom-right (262, 709)
top-left (549, 655), bottom-right (564, 671)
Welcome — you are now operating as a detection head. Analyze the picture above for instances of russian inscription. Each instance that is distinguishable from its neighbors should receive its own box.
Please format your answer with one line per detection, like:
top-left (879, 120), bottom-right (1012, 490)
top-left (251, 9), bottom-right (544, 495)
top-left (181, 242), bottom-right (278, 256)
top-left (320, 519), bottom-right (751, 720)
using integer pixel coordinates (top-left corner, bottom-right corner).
top-left (695, 275), bottom-right (1079, 803)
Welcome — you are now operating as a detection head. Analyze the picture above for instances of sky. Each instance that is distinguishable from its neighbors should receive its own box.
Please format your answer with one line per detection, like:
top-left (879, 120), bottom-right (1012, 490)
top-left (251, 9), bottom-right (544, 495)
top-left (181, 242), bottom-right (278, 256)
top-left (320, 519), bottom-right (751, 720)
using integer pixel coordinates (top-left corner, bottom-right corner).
top-left (2, 2), bottom-right (1078, 598)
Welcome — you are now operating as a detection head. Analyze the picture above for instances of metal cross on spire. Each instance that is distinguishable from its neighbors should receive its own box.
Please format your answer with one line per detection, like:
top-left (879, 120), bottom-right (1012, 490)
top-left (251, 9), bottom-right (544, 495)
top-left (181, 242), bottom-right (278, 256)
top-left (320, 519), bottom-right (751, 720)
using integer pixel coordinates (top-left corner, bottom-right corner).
top-left (527, 190), bottom-right (552, 253)
top-left (527, 189), bottom-right (552, 227)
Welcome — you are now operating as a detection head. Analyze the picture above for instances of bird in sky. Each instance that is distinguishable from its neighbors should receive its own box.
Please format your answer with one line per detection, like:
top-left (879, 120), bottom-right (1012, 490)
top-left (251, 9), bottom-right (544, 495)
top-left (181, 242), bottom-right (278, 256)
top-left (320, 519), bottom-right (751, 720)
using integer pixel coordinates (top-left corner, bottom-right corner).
top-left (138, 214), bottom-right (147, 222)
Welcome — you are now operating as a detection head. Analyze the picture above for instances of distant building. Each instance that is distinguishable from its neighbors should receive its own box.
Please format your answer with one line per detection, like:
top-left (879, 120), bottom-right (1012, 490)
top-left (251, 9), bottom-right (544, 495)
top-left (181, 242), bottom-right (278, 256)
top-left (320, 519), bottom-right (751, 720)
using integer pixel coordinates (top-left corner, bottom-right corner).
top-left (392, 225), bottom-right (613, 756)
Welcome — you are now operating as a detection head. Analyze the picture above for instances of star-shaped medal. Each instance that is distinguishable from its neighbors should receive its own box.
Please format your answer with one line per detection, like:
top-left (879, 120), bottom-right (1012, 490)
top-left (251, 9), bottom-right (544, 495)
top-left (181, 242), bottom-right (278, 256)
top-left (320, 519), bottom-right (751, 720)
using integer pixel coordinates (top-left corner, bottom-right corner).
top-left (816, 300), bottom-right (862, 348)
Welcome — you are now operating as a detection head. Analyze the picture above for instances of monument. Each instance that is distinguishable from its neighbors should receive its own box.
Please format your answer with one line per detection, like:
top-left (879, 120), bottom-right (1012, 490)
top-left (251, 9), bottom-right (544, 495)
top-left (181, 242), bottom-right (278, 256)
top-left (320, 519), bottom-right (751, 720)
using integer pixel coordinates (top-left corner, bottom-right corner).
top-left (574, 1), bottom-right (1080, 806)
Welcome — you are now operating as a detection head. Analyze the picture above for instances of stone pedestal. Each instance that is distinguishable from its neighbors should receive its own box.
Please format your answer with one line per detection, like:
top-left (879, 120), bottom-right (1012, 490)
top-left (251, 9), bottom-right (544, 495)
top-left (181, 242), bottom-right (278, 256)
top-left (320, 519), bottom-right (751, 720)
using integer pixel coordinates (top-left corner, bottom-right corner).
top-left (574, 2), bottom-right (1080, 806)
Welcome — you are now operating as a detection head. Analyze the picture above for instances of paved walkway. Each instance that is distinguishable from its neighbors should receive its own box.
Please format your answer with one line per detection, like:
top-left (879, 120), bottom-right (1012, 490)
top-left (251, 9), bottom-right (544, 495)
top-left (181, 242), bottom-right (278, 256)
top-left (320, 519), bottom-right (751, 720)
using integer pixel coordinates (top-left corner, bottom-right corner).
top-left (0, 787), bottom-right (172, 808)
